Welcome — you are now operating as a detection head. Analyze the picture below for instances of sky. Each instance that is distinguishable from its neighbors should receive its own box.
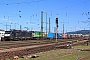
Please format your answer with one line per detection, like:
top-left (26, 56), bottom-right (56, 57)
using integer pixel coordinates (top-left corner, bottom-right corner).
top-left (0, 0), bottom-right (90, 33)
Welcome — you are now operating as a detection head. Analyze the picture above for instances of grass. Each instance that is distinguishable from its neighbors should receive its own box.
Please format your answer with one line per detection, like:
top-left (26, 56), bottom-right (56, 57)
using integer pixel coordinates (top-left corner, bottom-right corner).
top-left (73, 44), bottom-right (90, 49)
top-left (7, 44), bottom-right (90, 60)
top-left (19, 50), bottom-right (90, 60)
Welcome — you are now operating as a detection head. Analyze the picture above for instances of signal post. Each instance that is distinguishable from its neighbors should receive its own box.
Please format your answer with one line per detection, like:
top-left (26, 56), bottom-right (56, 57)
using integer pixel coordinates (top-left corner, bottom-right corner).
top-left (56, 18), bottom-right (58, 43)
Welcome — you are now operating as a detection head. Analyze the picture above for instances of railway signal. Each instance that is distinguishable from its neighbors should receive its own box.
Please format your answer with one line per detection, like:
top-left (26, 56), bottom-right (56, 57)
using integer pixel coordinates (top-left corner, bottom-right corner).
top-left (56, 18), bottom-right (58, 28)
top-left (56, 18), bottom-right (58, 43)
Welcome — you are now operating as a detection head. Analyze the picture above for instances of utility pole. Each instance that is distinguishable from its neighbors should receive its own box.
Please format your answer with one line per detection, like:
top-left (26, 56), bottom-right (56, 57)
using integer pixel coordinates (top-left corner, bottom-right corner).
top-left (9, 22), bottom-right (13, 30)
top-left (4, 22), bottom-right (9, 31)
top-left (6, 22), bottom-right (7, 31)
top-left (63, 23), bottom-right (64, 34)
top-left (10, 25), bottom-right (11, 30)
top-left (20, 25), bottom-right (22, 30)
top-left (46, 12), bottom-right (47, 38)
top-left (49, 18), bottom-right (50, 33)
top-left (41, 11), bottom-right (43, 32)
top-left (60, 22), bottom-right (65, 34)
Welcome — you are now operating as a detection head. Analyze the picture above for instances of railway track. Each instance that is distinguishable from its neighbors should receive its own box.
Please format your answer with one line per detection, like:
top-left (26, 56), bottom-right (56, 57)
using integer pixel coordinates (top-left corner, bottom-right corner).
top-left (0, 39), bottom-right (88, 59)
top-left (0, 39), bottom-right (76, 50)
top-left (0, 40), bottom-right (49, 50)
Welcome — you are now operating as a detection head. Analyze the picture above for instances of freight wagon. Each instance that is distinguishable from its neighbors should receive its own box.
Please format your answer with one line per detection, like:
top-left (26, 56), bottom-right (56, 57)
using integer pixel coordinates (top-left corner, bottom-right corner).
top-left (57, 33), bottom-right (63, 39)
top-left (67, 34), bottom-right (83, 39)
top-left (47, 33), bottom-right (55, 39)
top-left (47, 33), bottom-right (62, 39)
top-left (62, 34), bottom-right (68, 39)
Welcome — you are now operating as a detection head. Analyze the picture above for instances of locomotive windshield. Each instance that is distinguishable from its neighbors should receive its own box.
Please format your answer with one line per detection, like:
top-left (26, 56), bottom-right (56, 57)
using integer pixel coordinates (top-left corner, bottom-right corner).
top-left (5, 31), bottom-right (11, 34)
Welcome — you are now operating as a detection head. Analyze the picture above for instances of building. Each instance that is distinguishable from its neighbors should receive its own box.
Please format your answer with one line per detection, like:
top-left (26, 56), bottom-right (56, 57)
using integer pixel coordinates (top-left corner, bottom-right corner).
top-left (0, 29), bottom-right (5, 41)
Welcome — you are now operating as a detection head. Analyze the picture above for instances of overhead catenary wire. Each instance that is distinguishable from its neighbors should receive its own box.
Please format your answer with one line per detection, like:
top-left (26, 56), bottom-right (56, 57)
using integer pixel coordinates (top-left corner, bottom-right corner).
top-left (0, 0), bottom-right (46, 6)
top-left (49, 0), bottom-right (89, 12)
top-left (46, 0), bottom-right (90, 19)
top-left (2, 0), bottom-right (89, 18)
top-left (0, 0), bottom-right (90, 31)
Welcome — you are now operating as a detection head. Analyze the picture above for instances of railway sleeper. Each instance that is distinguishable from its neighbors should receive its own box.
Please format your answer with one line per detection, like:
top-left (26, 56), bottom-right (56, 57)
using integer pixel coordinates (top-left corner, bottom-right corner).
top-left (0, 42), bottom-right (85, 59)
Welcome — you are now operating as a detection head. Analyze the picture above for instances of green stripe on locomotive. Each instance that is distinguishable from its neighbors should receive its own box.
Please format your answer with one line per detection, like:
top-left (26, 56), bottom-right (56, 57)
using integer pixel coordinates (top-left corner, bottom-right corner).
top-left (33, 31), bottom-right (45, 38)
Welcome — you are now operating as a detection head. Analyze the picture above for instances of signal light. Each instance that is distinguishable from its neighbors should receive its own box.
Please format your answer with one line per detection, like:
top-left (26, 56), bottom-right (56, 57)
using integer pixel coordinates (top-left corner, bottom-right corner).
top-left (56, 18), bottom-right (58, 27)
top-left (56, 18), bottom-right (58, 24)
top-left (57, 25), bottom-right (58, 27)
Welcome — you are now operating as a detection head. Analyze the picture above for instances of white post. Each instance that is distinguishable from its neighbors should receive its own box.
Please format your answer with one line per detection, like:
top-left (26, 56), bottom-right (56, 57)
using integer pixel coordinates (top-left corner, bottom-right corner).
top-left (56, 26), bottom-right (57, 43)
top-left (56, 18), bottom-right (58, 43)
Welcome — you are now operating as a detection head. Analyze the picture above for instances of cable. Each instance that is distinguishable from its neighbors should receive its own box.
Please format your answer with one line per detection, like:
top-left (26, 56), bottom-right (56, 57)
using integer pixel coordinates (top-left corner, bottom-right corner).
top-left (0, 0), bottom-right (46, 5)
top-left (54, 0), bottom-right (89, 12)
